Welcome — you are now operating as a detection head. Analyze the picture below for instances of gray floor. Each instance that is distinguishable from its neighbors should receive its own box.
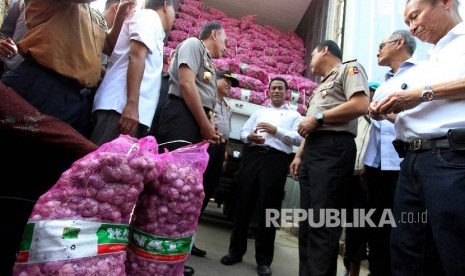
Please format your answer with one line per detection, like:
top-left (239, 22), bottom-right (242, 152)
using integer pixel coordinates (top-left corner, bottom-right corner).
top-left (184, 203), bottom-right (369, 276)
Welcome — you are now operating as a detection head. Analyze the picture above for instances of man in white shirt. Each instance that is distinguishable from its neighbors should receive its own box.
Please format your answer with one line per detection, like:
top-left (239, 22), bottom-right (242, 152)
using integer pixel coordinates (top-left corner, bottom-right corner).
top-left (90, 0), bottom-right (175, 145)
top-left (364, 29), bottom-right (418, 276)
top-left (221, 77), bottom-right (302, 276)
top-left (373, 0), bottom-right (465, 274)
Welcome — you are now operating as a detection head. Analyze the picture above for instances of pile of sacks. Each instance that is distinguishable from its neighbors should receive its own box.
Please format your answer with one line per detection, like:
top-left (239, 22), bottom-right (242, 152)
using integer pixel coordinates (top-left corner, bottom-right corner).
top-left (163, 0), bottom-right (318, 115)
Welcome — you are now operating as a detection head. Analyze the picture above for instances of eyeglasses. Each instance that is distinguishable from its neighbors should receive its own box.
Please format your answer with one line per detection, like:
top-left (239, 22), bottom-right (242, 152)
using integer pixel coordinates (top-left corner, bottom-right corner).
top-left (378, 39), bottom-right (400, 51)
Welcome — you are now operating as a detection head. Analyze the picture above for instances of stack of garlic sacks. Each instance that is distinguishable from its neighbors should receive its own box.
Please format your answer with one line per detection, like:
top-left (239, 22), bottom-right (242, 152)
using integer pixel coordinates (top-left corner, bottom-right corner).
top-left (164, 0), bottom-right (318, 116)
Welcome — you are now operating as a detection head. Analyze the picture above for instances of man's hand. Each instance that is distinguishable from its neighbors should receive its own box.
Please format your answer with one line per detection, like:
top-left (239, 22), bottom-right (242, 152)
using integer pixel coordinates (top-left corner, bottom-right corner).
top-left (201, 123), bottom-right (220, 144)
top-left (255, 122), bottom-right (277, 134)
top-left (0, 38), bottom-right (17, 59)
top-left (375, 91), bottom-right (422, 115)
top-left (297, 116), bottom-right (319, 138)
top-left (247, 130), bottom-right (265, 144)
top-left (290, 156), bottom-right (301, 180)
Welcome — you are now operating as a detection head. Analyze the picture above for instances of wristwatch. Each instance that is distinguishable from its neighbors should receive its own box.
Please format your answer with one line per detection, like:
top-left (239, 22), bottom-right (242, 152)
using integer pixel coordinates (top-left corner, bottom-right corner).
top-left (421, 85), bottom-right (434, 102)
top-left (315, 112), bottom-right (324, 126)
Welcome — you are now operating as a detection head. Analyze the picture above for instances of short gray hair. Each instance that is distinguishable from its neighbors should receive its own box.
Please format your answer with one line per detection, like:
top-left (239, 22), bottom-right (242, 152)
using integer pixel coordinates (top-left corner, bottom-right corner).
top-left (390, 29), bottom-right (416, 55)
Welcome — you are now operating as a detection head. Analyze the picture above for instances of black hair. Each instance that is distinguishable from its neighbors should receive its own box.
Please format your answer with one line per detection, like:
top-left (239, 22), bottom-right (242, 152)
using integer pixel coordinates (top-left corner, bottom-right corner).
top-left (145, 0), bottom-right (172, 10)
top-left (316, 40), bottom-right (343, 61)
top-left (199, 21), bottom-right (223, 40)
top-left (269, 77), bottom-right (288, 90)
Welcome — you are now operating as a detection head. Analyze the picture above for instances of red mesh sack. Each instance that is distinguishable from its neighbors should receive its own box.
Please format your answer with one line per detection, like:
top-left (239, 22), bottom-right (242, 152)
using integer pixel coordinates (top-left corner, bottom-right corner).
top-left (126, 142), bottom-right (210, 276)
top-left (12, 135), bottom-right (161, 276)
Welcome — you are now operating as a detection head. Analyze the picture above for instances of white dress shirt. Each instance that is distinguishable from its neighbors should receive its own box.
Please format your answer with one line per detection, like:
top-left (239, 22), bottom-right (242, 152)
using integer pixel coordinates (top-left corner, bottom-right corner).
top-left (395, 22), bottom-right (465, 142)
top-left (240, 103), bottom-right (303, 154)
top-left (363, 59), bottom-right (417, 170)
top-left (92, 9), bottom-right (165, 127)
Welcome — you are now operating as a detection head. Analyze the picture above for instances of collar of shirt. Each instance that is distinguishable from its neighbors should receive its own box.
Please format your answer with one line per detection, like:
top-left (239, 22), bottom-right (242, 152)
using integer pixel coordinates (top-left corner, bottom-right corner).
top-left (428, 21), bottom-right (465, 57)
top-left (264, 103), bottom-right (294, 110)
top-left (322, 63), bottom-right (342, 82)
top-left (385, 58), bottom-right (417, 80)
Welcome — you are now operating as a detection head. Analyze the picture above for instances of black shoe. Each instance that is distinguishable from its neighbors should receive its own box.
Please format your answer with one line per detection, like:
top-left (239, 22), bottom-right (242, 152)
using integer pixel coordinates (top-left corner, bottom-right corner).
top-left (184, 265), bottom-right (195, 276)
top-left (257, 265), bottom-right (272, 276)
top-left (220, 254), bottom-right (242, 265)
top-left (191, 245), bottom-right (206, 257)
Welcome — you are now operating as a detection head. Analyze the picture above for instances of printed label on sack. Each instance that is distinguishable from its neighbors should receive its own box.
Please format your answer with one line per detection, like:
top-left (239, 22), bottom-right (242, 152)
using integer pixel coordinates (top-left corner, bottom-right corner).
top-left (240, 89), bottom-right (251, 102)
top-left (127, 227), bottom-right (194, 263)
top-left (16, 220), bottom-right (129, 264)
top-left (240, 63), bottom-right (248, 73)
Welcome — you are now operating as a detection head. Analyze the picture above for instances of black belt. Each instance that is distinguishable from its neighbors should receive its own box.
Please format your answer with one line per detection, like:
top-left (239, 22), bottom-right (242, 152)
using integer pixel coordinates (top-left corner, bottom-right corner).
top-left (248, 145), bottom-right (287, 155)
top-left (393, 138), bottom-right (450, 157)
top-left (168, 94), bottom-right (214, 120)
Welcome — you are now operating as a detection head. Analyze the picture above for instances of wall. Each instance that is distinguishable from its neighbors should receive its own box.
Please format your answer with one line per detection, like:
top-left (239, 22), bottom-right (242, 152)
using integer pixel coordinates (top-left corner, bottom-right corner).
top-left (342, 0), bottom-right (431, 83)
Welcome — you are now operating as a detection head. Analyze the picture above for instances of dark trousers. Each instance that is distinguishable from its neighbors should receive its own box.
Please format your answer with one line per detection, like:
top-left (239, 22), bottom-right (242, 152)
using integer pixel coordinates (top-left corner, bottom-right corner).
top-left (228, 146), bottom-right (289, 266)
top-left (365, 165), bottom-right (398, 276)
top-left (201, 143), bottom-right (226, 213)
top-left (298, 132), bottom-right (356, 276)
top-left (391, 149), bottom-right (465, 276)
top-left (343, 174), bottom-right (368, 268)
top-left (156, 96), bottom-right (202, 152)
top-left (0, 58), bottom-right (91, 275)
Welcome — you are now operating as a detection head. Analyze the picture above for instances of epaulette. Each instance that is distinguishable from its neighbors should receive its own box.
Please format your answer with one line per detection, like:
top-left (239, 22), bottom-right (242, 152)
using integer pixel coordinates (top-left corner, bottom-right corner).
top-left (342, 59), bottom-right (357, 64)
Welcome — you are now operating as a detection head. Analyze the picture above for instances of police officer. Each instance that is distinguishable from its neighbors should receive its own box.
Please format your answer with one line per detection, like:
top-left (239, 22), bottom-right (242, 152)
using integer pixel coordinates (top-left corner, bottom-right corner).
top-left (155, 21), bottom-right (228, 276)
top-left (290, 40), bottom-right (369, 276)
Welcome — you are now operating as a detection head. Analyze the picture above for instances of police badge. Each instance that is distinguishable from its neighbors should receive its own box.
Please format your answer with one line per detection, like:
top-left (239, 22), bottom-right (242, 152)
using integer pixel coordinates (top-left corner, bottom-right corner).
top-left (203, 71), bottom-right (212, 83)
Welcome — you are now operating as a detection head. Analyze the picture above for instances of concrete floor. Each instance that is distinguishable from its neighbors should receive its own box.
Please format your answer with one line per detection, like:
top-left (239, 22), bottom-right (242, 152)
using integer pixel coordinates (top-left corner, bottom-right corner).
top-left (184, 203), bottom-right (370, 276)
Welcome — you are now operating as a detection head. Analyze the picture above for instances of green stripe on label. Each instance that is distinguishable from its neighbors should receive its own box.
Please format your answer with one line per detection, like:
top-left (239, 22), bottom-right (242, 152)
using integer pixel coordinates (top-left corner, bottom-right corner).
top-left (97, 224), bottom-right (129, 245)
top-left (129, 227), bottom-right (193, 255)
top-left (19, 223), bottom-right (35, 251)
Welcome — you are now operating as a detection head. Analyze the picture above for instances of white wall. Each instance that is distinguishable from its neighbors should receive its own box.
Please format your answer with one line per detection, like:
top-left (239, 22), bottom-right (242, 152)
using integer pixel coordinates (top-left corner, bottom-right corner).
top-left (343, 0), bottom-right (465, 83)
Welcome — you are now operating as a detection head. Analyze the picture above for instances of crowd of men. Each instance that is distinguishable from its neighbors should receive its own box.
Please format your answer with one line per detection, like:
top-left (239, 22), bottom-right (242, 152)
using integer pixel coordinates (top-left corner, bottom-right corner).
top-left (1, 0), bottom-right (465, 276)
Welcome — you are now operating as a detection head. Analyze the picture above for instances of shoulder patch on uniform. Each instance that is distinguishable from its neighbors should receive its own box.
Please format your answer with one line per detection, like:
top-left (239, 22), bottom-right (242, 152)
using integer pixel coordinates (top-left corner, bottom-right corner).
top-left (342, 59), bottom-right (357, 64)
top-left (347, 66), bottom-right (360, 75)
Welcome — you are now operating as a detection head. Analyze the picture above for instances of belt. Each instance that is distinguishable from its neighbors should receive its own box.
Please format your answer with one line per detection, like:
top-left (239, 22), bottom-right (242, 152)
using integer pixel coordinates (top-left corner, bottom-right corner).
top-left (168, 94), bottom-right (214, 120)
top-left (249, 145), bottom-right (286, 155)
top-left (393, 138), bottom-right (450, 157)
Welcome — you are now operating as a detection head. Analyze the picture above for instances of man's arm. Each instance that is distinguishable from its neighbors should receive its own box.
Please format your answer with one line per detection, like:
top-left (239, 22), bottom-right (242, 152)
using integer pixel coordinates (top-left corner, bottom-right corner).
top-left (103, 0), bottom-right (136, 55)
top-left (290, 139), bottom-right (306, 180)
top-left (377, 78), bottom-right (465, 114)
top-left (178, 64), bottom-right (218, 142)
top-left (298, 92), bottom-right (369, 137)
top-left (119, 40), bottom-right (148, 136)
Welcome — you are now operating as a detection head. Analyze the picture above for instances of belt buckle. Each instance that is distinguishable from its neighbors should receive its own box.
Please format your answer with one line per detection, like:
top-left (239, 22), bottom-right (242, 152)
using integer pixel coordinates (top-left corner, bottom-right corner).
top-left (412, 140), bottom-right (422, 151)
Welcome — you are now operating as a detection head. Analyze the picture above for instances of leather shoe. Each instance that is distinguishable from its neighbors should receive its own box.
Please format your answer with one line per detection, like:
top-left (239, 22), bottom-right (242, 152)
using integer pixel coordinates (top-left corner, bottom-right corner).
top-left (257, 265), bottom-right (272, 276)
top-left (220, 254), bottom-right (242, 265)
top-left (191, 244), bottom-right (206, 257)
top-left (183, 265), bottom-right (195, 276)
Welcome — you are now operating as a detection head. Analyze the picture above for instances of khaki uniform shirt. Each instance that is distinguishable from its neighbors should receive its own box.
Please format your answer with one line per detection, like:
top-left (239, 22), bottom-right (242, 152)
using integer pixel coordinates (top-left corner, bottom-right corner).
top-left (214, 98), bottom-right (231, 140)
top-left (18, 0), bottom-right (106, 87)
top-left (168, 37), bottom-right (217, 110)
top-left (306, 59), bottom-right (369, 136)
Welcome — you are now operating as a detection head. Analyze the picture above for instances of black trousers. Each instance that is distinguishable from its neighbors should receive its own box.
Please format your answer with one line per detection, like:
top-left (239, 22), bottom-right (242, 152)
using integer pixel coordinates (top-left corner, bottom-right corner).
top-left (343, 174), bottom-right (368, 268)
top-left (298, 132), bottom-right (356, 276)
top-left (365, 165), bottom-right (398, 276)
top-left (156, 96), bottom-right (203, 152)
top-left (201, 143), bottom-right (226, 213)
top-left (228, 146), bottom-right (289, 266)
top-left (0, 58), bottom-right (90, 275)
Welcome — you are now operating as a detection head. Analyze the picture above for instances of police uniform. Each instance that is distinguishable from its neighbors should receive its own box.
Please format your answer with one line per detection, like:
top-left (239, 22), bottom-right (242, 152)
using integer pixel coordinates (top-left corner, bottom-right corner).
top-left (156, 37), bottom-right (217, 151)
top-left (298, 60), bottom-right (369, 276)
top-left (201, 99), bottom-right (231, 213)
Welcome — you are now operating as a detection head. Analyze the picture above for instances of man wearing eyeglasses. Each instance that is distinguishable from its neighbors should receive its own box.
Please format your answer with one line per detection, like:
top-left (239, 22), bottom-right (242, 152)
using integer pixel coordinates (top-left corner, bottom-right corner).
top-left (372, 0), bottom-right (465, 275)
top-left (365, 29), bottom-right (419, 276)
